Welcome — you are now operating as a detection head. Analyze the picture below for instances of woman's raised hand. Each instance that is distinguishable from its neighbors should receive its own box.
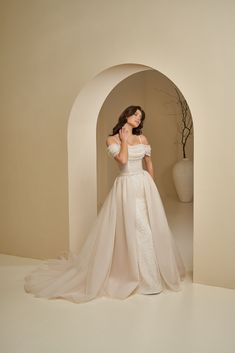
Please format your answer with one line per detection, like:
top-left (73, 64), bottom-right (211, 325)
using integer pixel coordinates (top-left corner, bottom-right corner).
top-left (119, 126), bottom-right (129, 143)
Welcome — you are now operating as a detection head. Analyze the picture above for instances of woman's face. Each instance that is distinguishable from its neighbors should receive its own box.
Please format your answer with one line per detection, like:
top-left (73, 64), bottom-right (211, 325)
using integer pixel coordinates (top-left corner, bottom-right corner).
top-left (127, 109), bottom-right (142, 127)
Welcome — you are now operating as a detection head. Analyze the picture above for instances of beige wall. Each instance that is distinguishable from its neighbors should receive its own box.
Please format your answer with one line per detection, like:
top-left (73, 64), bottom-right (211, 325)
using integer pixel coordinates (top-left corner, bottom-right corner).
top-left (0, 1), bottom-right (234, 288)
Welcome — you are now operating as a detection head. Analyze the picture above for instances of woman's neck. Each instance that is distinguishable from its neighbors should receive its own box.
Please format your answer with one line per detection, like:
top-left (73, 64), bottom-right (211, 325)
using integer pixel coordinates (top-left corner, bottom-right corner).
top-left (124, 123), bottom-right (133, 135)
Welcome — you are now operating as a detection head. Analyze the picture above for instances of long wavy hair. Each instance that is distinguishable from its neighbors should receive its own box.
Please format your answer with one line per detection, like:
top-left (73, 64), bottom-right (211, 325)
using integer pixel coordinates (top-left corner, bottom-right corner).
top-left (109, 105), bottom-right (146, 136)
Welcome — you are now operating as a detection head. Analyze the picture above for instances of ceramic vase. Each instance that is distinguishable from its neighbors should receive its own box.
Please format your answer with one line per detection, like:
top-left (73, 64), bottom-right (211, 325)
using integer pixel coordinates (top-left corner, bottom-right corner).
top-left (172, 158), bottom-right (193, 202)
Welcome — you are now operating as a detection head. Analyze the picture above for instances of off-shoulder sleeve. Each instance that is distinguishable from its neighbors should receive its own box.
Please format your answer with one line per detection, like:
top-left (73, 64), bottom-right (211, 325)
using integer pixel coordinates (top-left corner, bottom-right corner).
top-left (107, 143), bottom-right (120, 158)
top-left (145, 144), bottom-right (151, 156)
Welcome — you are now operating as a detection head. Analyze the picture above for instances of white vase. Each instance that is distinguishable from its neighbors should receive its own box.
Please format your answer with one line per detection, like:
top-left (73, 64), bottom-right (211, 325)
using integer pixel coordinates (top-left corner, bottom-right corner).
top-left (172, 158), bottom-right (193, 202)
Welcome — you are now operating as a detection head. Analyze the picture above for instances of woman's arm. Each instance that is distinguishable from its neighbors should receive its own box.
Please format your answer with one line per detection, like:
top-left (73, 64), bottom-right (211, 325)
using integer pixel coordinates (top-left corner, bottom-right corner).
top-left (106, 127), bottom-right (129, 165)
top-left (144, 155), bottom-right (154, 179)
top-left (115, 139), bottom-right (128, 164)
top-left (141, 134), bottom-right (154, 179)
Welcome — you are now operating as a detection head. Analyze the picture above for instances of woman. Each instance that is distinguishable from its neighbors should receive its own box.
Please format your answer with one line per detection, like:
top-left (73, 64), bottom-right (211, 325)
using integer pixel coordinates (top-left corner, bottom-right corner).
top-left (24, 105), bottom-right (186, 303)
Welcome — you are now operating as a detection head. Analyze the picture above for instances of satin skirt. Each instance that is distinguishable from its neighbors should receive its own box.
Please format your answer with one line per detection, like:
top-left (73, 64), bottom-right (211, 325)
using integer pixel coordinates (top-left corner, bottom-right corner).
top-left (24, 170), bottom-right (186, 303)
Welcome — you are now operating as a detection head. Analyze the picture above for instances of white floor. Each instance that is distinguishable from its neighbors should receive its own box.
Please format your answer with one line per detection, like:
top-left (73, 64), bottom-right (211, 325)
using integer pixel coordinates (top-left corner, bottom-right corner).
top-left (1, 197), bottom-right (235, 353)
top-left (1, 255), bottom-right (235, 353)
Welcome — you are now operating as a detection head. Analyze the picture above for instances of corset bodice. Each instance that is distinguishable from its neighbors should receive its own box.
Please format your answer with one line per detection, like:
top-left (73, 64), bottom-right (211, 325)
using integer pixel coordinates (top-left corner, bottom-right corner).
top-left (107, 143), bottom-right (151, 176)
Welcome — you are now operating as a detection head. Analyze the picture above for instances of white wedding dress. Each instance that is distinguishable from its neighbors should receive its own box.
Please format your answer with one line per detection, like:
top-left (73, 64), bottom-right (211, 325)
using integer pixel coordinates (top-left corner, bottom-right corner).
top-left (24, 135), bottom-right (186, 303)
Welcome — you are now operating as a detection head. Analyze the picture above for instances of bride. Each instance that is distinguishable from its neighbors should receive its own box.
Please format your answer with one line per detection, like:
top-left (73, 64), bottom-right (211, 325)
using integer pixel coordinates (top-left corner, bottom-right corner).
top-left (24, 105), bottom-right (186, 303)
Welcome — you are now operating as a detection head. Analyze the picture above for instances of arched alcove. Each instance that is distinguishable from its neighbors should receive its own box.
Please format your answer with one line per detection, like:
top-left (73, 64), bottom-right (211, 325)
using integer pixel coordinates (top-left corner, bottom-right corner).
top-left (67, 63), bottom-right (193, 271)
top-left (96, 70), bottom-right (194, 272)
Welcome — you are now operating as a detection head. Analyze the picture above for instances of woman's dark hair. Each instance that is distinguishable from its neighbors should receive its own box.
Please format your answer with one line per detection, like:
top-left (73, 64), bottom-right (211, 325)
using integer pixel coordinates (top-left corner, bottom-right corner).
top-left (109, 105), bottom-right (145, 136)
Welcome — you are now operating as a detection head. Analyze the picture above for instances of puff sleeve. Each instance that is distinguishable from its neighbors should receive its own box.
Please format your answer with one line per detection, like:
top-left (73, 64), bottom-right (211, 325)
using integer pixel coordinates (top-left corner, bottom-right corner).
top-left (145, 144), bottom-right (151, 156)
top-left (107, 143), bottom-right (120, 158)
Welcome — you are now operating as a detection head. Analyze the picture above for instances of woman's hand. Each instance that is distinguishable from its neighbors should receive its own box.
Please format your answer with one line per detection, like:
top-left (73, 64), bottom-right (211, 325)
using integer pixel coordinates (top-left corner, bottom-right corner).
top-left (119, 126), bottom-right (129, 143)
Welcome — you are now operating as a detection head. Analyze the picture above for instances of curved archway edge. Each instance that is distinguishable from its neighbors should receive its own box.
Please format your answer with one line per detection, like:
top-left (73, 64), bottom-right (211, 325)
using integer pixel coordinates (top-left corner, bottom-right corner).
top-left (67, 63), bottom-right (182, 251)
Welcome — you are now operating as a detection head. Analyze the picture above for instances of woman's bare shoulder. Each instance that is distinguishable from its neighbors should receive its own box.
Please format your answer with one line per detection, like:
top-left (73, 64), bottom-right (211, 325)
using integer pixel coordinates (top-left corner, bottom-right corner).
top-left (140, 134), bottom-right (149, 145)
top-left (106, 134), bottom-right (120, 147)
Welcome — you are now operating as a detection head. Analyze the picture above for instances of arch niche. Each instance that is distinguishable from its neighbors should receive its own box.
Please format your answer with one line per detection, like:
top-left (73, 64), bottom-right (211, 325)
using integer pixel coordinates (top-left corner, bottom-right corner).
top-left (67, 63), bottom-right (192, 255)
